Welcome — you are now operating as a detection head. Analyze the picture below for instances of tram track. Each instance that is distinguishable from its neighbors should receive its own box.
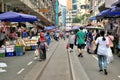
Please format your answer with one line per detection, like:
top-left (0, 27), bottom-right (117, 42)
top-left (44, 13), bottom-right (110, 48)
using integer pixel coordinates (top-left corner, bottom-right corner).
top-left (35, 40), bottom-right (73, 80)
top-left (35, 42), bottom-right (60, 80)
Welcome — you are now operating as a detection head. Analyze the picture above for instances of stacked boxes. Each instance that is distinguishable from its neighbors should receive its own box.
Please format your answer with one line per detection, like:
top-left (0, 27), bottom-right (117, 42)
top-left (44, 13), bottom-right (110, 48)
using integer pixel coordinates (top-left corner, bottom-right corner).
top-left (6, 45), bottom-right (15, 57)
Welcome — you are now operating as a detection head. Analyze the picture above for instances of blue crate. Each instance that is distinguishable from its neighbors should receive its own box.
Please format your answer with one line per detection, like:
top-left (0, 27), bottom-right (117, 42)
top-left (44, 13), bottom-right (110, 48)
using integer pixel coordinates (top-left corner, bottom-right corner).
top-left (16, 52), bottom-right (23, 56)
top-left (15, 46), bottom-right (23, 52)
top-left (6, 52), bottom-right (14, 57)
top-left (31, 46), bottom-right (37, 50)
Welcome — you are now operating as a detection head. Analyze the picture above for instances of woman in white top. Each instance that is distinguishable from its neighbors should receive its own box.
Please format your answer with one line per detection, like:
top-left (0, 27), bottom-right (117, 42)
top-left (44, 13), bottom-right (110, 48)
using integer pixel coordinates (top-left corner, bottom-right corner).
top-left (95, 30), bottom-right (109, 75)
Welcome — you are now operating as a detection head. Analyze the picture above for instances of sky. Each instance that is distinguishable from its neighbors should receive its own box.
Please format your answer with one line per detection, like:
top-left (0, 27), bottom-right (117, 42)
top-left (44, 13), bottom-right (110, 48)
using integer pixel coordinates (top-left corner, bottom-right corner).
top-left (58, 0), bottom-right (66, 6)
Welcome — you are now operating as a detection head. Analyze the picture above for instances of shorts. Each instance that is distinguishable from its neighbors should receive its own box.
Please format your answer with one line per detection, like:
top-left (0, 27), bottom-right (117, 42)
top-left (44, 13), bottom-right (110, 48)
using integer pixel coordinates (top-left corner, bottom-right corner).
top-left (69, 44), bottom-right (74, 49)
top-left (77, 44), bottom-right (85, 49)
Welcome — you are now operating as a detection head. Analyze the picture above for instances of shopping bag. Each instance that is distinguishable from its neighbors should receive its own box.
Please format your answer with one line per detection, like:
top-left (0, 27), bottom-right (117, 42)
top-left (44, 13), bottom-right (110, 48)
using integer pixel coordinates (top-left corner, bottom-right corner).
top-left (40, 49), bottom-right (44, 59)
top-left (107, 47), bottom-right (114, 64)
top-left (34, 49), bottom-right (40, 60)
top-left (66, 44), bottom-right (69, 49)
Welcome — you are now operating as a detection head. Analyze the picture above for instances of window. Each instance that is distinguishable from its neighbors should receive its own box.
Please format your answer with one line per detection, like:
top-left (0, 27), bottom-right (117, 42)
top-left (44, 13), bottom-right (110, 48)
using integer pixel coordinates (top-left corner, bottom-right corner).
top-left (73, 5), bottom-right (77, 10)
top-left (81, 5), bottom-right (89, 9)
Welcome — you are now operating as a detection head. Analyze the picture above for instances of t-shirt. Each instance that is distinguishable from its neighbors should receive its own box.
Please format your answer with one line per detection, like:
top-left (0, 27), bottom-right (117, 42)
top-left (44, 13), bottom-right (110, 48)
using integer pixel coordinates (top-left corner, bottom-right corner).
top-left (96, 37), bottom-right (109, 55)
top-left (76, 30), bottom-right (86, 44)
top-left (69, 35), bottom-right (75, 44)
top-left (108, 35), bottom-right (114, 47)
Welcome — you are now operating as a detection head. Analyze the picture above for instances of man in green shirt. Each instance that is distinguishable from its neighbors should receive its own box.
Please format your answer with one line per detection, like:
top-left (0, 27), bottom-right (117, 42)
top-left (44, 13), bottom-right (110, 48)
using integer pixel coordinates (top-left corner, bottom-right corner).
top-left (76, 27), bottom-right (86, 57)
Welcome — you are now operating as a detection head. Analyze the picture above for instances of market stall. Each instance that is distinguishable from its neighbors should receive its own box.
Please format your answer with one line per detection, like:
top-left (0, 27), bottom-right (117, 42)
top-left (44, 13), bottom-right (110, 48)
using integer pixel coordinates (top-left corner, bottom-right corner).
top-left (0, 11), bottom-right (39, 57)
top-left (24, 36), bottom-right (39, 51)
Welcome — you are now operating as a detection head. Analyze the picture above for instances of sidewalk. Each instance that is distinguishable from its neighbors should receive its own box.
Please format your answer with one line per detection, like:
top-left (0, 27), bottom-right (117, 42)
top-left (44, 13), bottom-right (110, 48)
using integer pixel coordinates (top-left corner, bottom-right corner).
top-left (23, 39), bottom-right (90, 80)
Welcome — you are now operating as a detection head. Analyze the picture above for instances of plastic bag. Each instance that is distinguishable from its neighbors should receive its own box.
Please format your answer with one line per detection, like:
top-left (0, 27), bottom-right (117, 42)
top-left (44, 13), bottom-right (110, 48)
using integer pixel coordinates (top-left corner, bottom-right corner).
top-left (34, 49), bottom-right (40, 60)
top-left (107, 47), bottom-right (113, 64)
top-left (66, 44), bottom-right (69, 49)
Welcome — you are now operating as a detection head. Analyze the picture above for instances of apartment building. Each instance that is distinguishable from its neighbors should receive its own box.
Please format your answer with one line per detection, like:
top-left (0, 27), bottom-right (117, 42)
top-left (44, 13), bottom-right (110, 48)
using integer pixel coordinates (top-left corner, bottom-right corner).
top-left (59, 4), bottom-right (66, 27)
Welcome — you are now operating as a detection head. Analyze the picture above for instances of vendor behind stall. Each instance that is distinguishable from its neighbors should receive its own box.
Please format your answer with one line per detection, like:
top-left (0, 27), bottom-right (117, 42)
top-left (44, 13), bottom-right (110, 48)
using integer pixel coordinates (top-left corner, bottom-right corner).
top-left (0, 28), bottom-right (5, 47)
top-left (22, 30), bottom-right (28, 38)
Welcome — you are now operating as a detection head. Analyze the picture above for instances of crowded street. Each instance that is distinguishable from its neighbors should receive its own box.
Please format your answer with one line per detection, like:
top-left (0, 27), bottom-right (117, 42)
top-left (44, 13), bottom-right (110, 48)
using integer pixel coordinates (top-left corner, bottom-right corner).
top-left (0, 39), bottom-right (120, 80)
top-left (0, 0), bottom-right (120, 80)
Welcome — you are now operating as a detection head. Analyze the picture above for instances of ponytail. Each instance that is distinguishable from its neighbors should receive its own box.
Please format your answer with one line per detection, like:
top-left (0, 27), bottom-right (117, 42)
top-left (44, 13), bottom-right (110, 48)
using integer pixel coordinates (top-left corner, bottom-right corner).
top-left (102, 36), bottom-right (106, 41)
top-left (100, 30), bottom-right (106, 41)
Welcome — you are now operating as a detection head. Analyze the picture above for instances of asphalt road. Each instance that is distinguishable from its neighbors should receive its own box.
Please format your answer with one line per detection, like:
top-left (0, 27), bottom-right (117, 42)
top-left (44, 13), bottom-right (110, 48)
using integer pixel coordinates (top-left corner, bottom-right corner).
top-left (0, 40), bottom-right (57, 80)
top-left (74, 47), bottom-right (120, 80)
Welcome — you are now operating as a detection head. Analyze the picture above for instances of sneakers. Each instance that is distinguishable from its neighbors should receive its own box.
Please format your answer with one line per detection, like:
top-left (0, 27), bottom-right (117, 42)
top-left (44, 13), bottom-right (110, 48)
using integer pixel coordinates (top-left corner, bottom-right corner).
top-left (104, 69), bottom-right (108, 75)
top-left (99, 69), bottom-right (103, 72)
top-left (78, 53), bottom-right (83, 57)
top-left (99, 69), bottom-right (108, 75)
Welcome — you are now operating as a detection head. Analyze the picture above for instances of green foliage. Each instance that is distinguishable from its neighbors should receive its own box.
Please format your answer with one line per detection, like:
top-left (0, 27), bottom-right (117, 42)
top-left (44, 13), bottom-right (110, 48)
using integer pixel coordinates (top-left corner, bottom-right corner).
top-left (72, 15), bottom-right (85, 23)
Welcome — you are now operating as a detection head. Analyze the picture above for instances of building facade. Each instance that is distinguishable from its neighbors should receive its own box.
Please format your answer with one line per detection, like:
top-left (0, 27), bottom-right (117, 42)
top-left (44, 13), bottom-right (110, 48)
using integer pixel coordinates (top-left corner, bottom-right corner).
top-left (55, 0), bottom-right (59, 27)
top-left (0, 0), bottom-right (56, 26)
top-left (66, 0), bottom-right (72, 10)
top-left (59, 4), bottom-right (66, 29)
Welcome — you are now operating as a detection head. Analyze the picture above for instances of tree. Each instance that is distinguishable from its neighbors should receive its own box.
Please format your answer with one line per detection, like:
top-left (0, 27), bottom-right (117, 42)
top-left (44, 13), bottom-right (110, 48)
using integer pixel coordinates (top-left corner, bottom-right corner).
top-left (72, 15), bottom-right (85, 23)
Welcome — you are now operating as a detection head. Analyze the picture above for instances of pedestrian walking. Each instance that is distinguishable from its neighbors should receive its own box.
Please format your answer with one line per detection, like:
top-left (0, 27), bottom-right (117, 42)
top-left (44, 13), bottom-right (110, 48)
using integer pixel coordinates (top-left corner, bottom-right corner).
top-left (95, 30), bottom-right (109, 75)
top-left (86, 30), bottom-right (94, 54)
top-left (107, 31), bottom-right (114, 53)
top-left (68, 32), bottom-right (75, 53)
top-left (45, 32), bottom-right (51, 46)
top-left (37, 32), bottom-right (48, 61)
top-left (76, 27), bottom-right (86, 57)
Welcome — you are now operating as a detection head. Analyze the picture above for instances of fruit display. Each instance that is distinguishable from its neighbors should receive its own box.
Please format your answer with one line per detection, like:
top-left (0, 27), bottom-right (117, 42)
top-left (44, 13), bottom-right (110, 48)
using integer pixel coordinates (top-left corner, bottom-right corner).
top-left (15, 38), bottom-right (26, 46)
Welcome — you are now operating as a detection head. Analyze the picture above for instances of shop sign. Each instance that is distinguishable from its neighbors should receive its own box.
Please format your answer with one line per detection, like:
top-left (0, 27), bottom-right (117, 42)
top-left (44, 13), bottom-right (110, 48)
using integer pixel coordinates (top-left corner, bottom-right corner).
top-left (38, 8), bottom-right (49, 12)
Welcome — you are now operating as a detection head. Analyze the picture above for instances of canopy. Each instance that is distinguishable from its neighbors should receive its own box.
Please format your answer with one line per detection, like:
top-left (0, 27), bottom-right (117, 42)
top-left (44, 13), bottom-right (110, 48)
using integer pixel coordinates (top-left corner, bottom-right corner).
top-left (85, 26), bottom-right (104, 29)
top-left (66, 27), bottom-right (71, 31)
top-left (97, 7), bottom-right (120, 18)
top-left (44, 26), bottom-right (55, 31)
top-left (72, 26), bottom-right (80, 30)
top-left (0, 11), bottom-right (38, 22)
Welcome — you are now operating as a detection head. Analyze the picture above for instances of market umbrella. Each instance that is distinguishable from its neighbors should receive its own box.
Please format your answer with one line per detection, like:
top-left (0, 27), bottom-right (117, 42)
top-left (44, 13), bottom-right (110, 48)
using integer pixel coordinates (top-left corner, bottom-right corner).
top-left (44, 26), bottom-right (55, 31)
top-left (85, 26), bottom-right (104, 29)
top-left (55, 30), bottom-right (60, 32)
top-left (0, 11), bottom-right (38, 22)
top-left (97, 9), bottom-right (111, 17)
top-left (65, 27), bottom-right (71, 31)
top-left (97, 7), bottom-right (120, 18)
top-left (111, 6), bottom-right (120, 12)
top-left (72, 26), bottom-right (80, 30)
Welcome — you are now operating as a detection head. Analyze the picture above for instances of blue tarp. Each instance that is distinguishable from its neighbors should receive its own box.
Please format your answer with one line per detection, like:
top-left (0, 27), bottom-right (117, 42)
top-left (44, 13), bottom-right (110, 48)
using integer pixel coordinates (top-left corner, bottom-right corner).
top-left (0, 11), bottom-right (38, 22)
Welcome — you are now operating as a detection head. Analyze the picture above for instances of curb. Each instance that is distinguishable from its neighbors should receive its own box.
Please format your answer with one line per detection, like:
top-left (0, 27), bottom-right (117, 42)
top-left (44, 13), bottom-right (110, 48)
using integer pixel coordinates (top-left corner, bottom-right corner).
top-left (68, 51), bottom-right (90, 80)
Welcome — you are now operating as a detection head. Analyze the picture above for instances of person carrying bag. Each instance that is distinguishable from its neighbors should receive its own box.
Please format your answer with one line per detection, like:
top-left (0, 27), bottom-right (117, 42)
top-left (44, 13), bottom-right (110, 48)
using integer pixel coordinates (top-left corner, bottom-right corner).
top-left (37, 32), bottom-right (48, 61)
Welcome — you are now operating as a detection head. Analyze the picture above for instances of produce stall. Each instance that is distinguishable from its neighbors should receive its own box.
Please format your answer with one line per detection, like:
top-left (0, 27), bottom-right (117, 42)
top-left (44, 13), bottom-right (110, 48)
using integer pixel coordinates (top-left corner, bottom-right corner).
top-left (24, 36), bottom-right (39, 50)
top-left (15, 38), bottom-right (25, 56)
